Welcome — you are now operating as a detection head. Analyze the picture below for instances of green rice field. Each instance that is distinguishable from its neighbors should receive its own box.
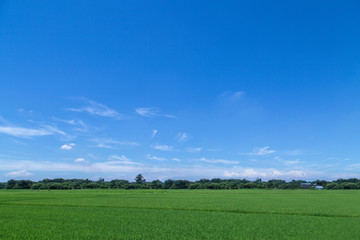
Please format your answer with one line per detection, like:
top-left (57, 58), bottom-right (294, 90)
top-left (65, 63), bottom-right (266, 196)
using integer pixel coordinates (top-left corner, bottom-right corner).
top-left (1, 189), bottom-right (360, 239)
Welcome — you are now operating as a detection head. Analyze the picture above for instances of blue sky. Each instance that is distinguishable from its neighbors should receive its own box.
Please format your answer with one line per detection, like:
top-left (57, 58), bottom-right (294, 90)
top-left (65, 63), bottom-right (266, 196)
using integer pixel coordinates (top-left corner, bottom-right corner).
top-left (1, 1), bottom-right (360, 181)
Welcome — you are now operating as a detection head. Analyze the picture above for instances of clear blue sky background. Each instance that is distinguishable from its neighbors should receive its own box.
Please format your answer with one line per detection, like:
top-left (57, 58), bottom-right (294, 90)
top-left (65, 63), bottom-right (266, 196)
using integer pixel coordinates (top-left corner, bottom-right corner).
top-left (1, 0), bottom-right (360, 181)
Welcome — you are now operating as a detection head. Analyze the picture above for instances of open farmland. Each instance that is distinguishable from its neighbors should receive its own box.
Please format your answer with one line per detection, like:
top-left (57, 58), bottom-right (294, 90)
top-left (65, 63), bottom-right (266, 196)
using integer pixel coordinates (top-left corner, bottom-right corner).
top-left (1, 189), bottom-right (360, 239)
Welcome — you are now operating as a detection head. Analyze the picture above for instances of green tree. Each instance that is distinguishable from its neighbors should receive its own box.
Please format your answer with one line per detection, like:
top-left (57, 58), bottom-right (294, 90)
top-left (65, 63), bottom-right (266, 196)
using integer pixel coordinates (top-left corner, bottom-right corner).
top-left (15, 180), bottom-right (33, 189)
top-left (135, 174), bottom-right (146, 185)
top-left (164, 179), bottom-right (174, 189)
top-left (6, 179), bottom-right (17, 189)
top-left (151, 180), bottom-right (163, 189)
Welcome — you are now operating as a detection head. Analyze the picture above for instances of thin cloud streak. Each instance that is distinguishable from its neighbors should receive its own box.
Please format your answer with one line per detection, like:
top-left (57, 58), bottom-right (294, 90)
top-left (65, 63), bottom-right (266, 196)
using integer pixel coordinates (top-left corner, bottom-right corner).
top-left (107, 155), bottom-right (142, 165)
top-left (186, 147), bottom-right (202, 153)
top-left (199, 157), bottom-right (239, 165)
top-left (151, 144), bottom-right (174, 151)
top-left (0, 125), bottom-right (65, 138)
top-left (248, 146), bottom-right (276, 156)
top-left (135, 107), bottom-right (175, 118)
top-left (177, 132), bottom-right (190, 142)
top-left (152, 129), bottom-right (158, 139)
top-left (93, 138), bottom-right (139, 149)
top-left (146, 154), bottom-right (166, 161)
top-left (67, 98), bottom-right (124, 119)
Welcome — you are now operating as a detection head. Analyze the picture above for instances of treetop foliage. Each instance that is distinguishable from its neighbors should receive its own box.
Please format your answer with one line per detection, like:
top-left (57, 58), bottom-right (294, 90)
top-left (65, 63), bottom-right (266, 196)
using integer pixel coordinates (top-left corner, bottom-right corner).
top-left (2, 176), bottom-right (360, 190)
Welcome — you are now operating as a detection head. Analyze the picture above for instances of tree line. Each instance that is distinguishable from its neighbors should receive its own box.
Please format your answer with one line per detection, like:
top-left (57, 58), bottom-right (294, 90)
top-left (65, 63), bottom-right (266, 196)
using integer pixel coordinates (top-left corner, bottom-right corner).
top-left (1, 174), bottom-right (360, 190)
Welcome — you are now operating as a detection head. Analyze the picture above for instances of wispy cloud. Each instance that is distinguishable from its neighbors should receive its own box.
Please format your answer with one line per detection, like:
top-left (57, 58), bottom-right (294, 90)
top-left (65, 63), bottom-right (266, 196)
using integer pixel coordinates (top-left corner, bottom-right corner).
top-left (151, 129), bottom-right (158, 138)
top-left (199, 157), bottom-right (239, 165)
top-left (186, 147), bottom-right (202, 153)
top-left (207, 148), bottom-right (222, 152)
top-left (283, 160), bottom-right (301, 166)
top-left (171, 158), bottom-right (181, 162)
top-left (53, 118), bottom-right (89, 132)
top-left (67, 98), bottom-right (124, 119)
top-left (53, 117), bottom-right (77, 125)
top-left (146, 154), bottom-right (166, 161)
top-left (93, 138), bottom-right (139, 149)
top-left (135, 107), bottom-right (175, 118)
top-left (0, 125), bottom-right (65, 138)
top-left (74, 158), bottom-right (89, 163)
top-left (177, 132), bottom-right (190, 142)
top-left (274, 156), bottom-right (301, 166)
top-left (5, 170), bottom-right (33, 178)
top-left (0, 159), bottom-right (324, 181)
top-left (219, 91), bottom-right (245, 103)
top-left (60, 143), bottom-right (75, 150)
top-left (151, 144), bottom-right (174, 151)
top-left (107, 155), bottom-right (142, 165)
top-left (248, 146), bottom-right (276, 156)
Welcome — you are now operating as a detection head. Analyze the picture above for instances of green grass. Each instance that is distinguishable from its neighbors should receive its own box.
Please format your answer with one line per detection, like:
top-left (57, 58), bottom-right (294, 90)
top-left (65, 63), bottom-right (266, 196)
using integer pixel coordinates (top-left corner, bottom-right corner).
top-left (1, 189), bottom-right (360, 239)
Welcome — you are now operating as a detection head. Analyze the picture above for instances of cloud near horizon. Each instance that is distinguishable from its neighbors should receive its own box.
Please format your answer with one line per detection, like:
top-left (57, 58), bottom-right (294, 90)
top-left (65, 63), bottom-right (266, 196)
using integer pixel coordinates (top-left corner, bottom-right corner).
top-left (0, 159), bottom-right (325, 181)
top-left (5, 170), bottom-right (33, 178)
top-left (223, 168), bottom-right (306, 179)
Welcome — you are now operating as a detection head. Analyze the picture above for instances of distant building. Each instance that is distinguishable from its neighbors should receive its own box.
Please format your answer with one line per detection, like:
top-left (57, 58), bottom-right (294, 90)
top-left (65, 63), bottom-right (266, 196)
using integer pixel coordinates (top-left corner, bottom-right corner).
top-left (301, 183), bottom-right (312, 189)
top-left (301, 183), bottom-right (325, 189)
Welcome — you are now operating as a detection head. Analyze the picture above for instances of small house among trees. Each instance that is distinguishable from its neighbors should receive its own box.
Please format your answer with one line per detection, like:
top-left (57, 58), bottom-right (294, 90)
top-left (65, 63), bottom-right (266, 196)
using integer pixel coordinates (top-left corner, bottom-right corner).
top-left (300, 183), bottom-right (312, 189)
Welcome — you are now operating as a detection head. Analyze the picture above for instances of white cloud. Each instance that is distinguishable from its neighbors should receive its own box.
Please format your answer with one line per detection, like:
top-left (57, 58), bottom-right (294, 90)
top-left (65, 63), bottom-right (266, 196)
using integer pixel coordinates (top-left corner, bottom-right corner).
top-left (152, 129), bottom-right (158, 138)
top-left (60, 143), bottom-right (75, 150)
top-left (94, 138), bottom-right (139, 149)
top-left (0, 159), bottom-right (324, 181)
top-left (135, 107), bottom-right (175, 118)
top-left (5, 170), bottom-right (33, 178)
top-left (274, 156), bottom-right (301, 166)
top-left (67, 98), bottom-right (124, 119)
top-left (171, 158), bottom-right (181, 162)
top-left (224, 168), bottom-right (306, 179)
top-left (146, 154), bottom-right (166, 161)
top-left (74, 158), bottom-right (88, 163)
top-left (186, 147), bottom-right (202, 153)
top-left (283, 160), bottom-right (301, 166)
top-left (0, 126), bottom-right (64, 138)
top-left (96, 144), bottom-right (113, 149)
top-left (64, 119), bottom-right (76, 125)
top-left (249, 146), bottom-right (276, 156)
top-left (199, 157), bottom-right (239, 165)
top-left (219, 91), bottom-right (245, 103)
top-left (53, 118), bottom-right (89, 132)
top-left (177, 132), bottom-right (190, 142)
top-left (107, 155), bottom-right (142, 165)
top-left (151, 144), bottom-right (174, 151)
